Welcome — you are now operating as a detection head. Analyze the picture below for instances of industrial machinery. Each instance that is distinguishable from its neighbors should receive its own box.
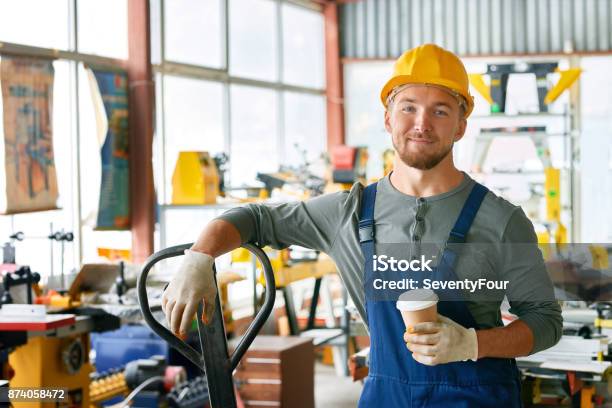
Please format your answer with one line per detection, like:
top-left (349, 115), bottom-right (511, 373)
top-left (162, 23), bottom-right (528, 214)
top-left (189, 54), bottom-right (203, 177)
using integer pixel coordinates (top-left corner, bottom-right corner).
top-left (89, 355), bottom-right (187, 407)
top-left (509, 252), bottom-right (612, 406)
top-left (2, 229), bottom-right (74, 295)
top-left (166, 374), bottom-right (210, 407)
top-left (330, 145), bottom-right (368, 188)
top-left (138, 243), bottom-right (276, 408)
top-left (468, 61), bottom-right (582, 244)
top-left (468, 62), bottom-right (581, 114)
top-left (212, 153), bottom-right (229, 197)
top-left (0, 305), bottom-right (120, 407)
top-left (1, 266), bottom-right (40, 305)
top-left (516, 316), bottom-right (611, 407)
top-left (256, 167), bottom-right (326, 198)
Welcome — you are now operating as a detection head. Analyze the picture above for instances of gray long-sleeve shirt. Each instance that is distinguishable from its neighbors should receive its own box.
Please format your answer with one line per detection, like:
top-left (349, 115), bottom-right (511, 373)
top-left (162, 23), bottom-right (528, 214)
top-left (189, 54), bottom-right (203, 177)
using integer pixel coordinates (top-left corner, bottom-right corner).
top-left (218, 173), bottom-right (562, 354)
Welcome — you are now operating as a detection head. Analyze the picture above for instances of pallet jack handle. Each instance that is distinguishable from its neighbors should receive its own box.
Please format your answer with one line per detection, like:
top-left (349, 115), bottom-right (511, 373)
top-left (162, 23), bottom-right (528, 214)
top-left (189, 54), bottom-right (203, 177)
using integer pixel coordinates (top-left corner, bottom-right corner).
top-left (138, 243), bottom-right (276, 408)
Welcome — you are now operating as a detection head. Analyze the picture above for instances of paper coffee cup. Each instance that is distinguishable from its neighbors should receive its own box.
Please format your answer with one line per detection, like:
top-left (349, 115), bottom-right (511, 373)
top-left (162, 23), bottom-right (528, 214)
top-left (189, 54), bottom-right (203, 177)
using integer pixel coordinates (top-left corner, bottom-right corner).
top-left (396, 288), bottom-right (438, 329)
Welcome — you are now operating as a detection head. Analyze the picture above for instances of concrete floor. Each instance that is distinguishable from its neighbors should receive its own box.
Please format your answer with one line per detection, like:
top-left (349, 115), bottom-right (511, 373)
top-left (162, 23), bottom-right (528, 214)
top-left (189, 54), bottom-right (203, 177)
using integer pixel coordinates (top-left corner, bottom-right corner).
top-left (314, 362), bottom-right (363, 408)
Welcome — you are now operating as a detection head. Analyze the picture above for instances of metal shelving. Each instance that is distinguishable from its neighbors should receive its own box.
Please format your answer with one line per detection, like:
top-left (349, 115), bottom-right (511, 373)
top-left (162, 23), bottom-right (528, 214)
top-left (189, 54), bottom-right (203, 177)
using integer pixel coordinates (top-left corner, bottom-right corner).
top-left (468, 108), bottom-right (578, 241)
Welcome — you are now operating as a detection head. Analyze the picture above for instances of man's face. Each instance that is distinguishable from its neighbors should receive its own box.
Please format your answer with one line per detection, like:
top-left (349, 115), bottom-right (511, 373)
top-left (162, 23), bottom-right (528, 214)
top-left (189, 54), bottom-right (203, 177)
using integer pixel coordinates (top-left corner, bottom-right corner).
top-left (384, 85), bottom-right (467, 170)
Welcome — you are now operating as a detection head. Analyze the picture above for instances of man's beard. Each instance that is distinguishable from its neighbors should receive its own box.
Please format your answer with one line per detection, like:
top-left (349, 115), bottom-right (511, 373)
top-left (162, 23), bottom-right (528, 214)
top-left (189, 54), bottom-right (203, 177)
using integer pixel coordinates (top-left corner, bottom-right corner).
top-left (392, 135), bottom-right (454, 170)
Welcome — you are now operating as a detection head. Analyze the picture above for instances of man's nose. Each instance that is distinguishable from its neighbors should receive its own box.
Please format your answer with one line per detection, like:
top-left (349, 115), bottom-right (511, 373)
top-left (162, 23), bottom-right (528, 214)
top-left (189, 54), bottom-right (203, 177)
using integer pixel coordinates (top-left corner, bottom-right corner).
top-left (413, 110), bottom-right (432, 133)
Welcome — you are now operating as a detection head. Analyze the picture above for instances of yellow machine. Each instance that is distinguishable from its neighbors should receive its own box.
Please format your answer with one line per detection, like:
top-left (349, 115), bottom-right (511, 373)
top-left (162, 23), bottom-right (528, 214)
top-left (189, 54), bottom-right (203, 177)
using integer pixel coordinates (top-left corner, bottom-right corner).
top-left (172, 151), bottom-right (219, 205)
top-left (3, 265), bottom-right (121, 407)
top-left (8, 319), bottom-right (96, 407)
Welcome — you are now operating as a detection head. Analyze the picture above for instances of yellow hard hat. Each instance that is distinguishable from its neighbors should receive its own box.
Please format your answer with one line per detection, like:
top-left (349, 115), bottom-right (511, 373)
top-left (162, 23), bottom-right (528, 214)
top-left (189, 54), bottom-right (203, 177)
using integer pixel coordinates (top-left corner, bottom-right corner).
top-left (380, 43), bottom-right (474, 117)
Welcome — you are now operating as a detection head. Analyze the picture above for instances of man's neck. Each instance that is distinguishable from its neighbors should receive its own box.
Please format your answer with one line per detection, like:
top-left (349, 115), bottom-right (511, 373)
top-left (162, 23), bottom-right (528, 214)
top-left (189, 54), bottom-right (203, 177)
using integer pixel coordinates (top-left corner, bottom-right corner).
top-left (389, 158), bottom-right (465, 198)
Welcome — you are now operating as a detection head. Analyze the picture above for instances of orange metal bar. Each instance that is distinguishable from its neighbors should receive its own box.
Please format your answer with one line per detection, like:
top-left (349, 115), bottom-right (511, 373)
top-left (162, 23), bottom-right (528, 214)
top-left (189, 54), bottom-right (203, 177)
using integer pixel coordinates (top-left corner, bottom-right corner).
top-left (127, 0), bottom-right (155, 262)
top-left (324, 1), bottom-right (345, 149)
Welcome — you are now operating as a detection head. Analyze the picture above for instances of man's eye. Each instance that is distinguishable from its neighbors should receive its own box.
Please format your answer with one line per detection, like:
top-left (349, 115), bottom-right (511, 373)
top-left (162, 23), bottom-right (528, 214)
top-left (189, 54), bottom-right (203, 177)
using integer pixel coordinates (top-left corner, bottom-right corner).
top-left (402, 105), bottom-right (416, 112)
top-left (435, 110), bottom-right (448, 116)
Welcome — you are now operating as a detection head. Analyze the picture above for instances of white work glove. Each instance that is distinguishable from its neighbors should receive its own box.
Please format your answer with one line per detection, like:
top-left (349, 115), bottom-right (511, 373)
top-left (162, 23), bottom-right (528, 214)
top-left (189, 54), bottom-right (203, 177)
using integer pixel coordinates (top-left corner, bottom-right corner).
top-left (403, 315), bottom-right (478, 366)
top-left (161, 249), bottom-right (217, 338)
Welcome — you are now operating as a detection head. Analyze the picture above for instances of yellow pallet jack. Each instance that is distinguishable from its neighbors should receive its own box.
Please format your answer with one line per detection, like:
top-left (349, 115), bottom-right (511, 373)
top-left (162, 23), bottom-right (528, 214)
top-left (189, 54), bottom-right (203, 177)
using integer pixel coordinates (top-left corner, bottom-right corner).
top-left (138, 244), bottom-right (275, 408)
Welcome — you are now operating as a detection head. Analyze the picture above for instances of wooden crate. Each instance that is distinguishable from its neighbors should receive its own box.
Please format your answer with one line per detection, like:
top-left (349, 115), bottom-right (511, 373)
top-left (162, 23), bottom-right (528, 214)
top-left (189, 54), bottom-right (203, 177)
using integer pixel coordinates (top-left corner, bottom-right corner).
top-left (233, 335), bottom-right (314, 408)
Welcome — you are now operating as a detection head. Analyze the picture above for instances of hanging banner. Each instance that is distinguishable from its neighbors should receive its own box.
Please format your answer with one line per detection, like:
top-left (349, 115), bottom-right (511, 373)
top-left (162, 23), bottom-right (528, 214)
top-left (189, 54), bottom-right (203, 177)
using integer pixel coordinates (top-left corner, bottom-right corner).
top-left (0, 56), bottom-right (58, 214)
top-left (86, 67), bottom-right (130, 230)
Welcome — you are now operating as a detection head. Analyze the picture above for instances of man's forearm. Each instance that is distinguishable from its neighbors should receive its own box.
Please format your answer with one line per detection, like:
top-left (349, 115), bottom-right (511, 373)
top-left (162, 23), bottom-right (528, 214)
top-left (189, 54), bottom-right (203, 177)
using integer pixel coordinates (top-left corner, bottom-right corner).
top-left (191, 219), bottom-right (243, 257)
top-left (476, 320), bottom-right (534, 359)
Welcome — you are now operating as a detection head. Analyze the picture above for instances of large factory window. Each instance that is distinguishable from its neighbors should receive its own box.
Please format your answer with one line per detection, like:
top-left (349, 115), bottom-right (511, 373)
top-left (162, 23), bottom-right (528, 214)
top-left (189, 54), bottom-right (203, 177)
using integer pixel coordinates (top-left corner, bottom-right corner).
top-left (0, 0), bottom-right (70, 50)
top-left (162, 76), bottom-right (225, 203)
top-left (163, 0), bottom-right (224, 68)
top-left (229, 0), bottom-right (278, 82)
top-left (229, 84), bottom-right (279, 186)
top-left (283, 91), bottom-right (326, 173)
top-left (282, 3), bottom-right (325, 89)
top-left (0, 0), bottom-right (132, 278)
top-left (76, 0), bottom-right (128, 59)
top-left (154, 0), bottom-right (326, 194)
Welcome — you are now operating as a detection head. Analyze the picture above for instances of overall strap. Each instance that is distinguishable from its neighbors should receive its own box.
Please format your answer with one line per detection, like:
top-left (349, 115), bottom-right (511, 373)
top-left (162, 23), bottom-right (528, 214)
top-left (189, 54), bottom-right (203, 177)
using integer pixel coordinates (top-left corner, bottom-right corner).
top-left (441, 182), bottom-right (489, 271)
top-left (358, 183), bottom-right (378, 282)
top-left (437, 182), bottom-right (490, 314)
top-left (448, 182), bottom-right (489, 244)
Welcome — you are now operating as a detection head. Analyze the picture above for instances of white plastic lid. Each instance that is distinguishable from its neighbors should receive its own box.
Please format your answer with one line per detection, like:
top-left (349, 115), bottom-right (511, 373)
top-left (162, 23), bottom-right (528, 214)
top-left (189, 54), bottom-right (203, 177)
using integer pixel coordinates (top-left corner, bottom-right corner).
top-left (396, 289), bottom-right (438, 312)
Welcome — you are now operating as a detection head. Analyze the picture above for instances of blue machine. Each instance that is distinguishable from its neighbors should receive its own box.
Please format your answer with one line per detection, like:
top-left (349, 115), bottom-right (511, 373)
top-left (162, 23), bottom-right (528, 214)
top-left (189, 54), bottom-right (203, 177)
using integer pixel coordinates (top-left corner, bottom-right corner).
top-left (91, 324), bottom-right (169, 373)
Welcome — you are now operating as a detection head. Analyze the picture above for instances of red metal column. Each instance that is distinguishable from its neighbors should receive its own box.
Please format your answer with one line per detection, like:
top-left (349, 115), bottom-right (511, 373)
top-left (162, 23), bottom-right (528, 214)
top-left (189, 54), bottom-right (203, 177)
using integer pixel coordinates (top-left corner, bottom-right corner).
top-left (324, 1), bottom-right (345, 149)
top-left (127, 0), bottom-right (155, 262)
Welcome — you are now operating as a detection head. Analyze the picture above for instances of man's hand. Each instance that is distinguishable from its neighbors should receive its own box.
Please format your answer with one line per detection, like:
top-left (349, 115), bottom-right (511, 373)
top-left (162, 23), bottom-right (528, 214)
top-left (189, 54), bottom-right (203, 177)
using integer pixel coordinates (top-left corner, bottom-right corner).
top-left (161, 249), bottom-right (217, 337)
top-left (403, 315), bottom-right (478, 366)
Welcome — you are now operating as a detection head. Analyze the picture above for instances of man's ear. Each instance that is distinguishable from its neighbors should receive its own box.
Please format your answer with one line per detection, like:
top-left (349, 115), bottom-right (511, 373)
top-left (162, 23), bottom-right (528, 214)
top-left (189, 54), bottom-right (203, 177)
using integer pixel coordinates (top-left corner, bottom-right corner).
top-left (454, 118), bottom-right (467, 142)
top-left (384, 109), bottom-right (392, 133)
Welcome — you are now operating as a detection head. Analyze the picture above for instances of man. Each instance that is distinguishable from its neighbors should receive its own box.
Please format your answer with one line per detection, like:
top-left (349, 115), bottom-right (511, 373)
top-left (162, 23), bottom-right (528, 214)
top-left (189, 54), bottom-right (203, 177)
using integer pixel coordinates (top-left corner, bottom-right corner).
top-left (162, 44), bottom-right (562, 406)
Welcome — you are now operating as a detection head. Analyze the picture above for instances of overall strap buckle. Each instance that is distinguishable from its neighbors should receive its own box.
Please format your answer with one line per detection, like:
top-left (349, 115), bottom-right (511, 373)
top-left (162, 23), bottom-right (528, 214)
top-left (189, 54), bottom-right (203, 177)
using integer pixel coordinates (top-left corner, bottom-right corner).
top-left (358, 220), bottom-right (375, 243)
top-left (358, 183), bottom-right (378, 244)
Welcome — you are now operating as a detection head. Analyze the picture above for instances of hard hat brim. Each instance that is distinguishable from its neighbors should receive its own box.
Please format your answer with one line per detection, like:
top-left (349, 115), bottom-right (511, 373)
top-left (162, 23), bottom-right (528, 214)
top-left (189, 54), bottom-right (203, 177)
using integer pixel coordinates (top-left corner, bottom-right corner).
top-left (380, 75), bottom-right (474, 117)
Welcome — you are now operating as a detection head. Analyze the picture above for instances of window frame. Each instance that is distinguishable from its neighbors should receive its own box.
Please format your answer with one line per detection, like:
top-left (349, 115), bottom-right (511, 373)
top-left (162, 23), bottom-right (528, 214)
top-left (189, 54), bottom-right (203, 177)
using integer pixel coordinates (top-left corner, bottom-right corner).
top-left (153, 0), bottom-right (326, 200)
top-left (0, 0), bottom-right (130, 270)
top-left (0, 0), bottom-right (327, 271)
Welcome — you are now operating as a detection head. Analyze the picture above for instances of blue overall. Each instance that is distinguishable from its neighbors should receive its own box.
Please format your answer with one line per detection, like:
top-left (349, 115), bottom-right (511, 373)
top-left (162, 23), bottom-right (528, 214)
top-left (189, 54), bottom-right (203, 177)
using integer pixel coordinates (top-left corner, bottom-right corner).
top-left (358, 182), bottom-right (523, 407)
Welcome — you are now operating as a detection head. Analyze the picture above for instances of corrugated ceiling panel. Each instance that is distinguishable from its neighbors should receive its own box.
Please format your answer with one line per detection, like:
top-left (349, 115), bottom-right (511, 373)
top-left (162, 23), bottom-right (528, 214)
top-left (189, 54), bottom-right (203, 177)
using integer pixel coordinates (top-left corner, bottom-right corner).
top-left (340, 0), bottom-right (612, 58)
